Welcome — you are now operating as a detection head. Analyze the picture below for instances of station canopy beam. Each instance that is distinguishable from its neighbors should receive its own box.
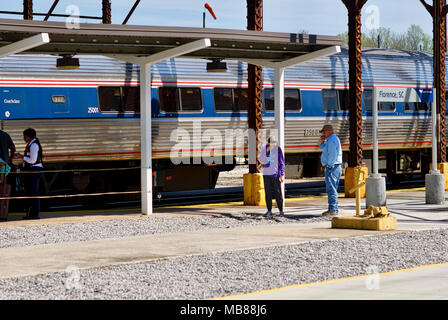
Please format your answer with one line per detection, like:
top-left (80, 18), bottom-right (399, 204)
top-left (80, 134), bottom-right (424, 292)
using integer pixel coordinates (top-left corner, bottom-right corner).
top-left (0, 18), bottom-right (341, 215)
top-left (0, 19), bottom-right (340, 61)
top-left (0, 32), bottom-right (49, 58)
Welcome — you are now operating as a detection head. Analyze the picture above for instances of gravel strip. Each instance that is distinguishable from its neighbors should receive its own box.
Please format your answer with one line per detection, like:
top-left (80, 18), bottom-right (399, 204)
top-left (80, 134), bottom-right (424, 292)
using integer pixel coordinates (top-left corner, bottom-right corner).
top-left (0, 214), bottom-right (331, 249)
top-left (0, 228), bottom-right (447, 300)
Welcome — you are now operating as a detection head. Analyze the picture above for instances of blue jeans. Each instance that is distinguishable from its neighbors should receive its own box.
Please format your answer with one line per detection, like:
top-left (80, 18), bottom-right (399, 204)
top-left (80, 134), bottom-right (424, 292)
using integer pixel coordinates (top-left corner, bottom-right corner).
top-left (325, 164), bottom-right (341, 213)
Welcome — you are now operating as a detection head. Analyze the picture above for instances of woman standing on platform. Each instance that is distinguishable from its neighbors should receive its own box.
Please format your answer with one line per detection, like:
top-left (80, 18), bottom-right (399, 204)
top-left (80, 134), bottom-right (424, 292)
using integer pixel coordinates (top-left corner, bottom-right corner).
top-left (260, 136), bottom-right (285, 217)
top-left (16, 128), bottom-right (44, 220)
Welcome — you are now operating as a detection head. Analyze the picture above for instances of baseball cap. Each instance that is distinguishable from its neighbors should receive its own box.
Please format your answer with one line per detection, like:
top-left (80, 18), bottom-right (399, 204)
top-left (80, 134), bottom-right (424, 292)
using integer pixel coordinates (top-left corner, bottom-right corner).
top-left (319, 124), bottom-right (334, 133)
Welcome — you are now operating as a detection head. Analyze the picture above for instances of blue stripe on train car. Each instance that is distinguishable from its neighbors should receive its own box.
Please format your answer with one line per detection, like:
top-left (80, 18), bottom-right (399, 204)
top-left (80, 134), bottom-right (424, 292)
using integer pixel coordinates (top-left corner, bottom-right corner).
top-left (1, 85), bottom-right (434, 121)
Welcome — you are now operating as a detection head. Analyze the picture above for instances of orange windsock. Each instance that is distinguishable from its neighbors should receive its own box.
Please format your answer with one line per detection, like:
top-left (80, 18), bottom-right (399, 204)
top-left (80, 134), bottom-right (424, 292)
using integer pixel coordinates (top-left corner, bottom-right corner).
top-left (204, 3), bottom-right (217, 20)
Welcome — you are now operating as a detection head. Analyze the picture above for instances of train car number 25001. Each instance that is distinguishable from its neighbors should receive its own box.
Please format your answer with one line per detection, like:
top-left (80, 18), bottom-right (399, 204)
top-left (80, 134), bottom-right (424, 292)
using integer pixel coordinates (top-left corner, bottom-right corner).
top-left (303, 128), bottom-right (320, 137)
top-left (88, 107), bottom-right (100, 113)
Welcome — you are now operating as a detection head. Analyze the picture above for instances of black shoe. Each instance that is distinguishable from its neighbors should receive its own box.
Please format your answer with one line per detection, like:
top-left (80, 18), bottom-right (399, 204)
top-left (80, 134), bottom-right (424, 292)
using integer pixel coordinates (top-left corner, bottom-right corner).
top-left (23, 216), bottom-right (40, 220)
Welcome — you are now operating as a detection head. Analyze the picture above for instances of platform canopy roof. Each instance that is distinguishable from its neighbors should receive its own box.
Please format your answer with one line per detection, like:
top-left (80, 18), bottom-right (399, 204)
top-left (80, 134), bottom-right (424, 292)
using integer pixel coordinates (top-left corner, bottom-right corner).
top-left (0, 18), bottom-right (342, 216)
top-left (0, 18), bottom-right (341, 62)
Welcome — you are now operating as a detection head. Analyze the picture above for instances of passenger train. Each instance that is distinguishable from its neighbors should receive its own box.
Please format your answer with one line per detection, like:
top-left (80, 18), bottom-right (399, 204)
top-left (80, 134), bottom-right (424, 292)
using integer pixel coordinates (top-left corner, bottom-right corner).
top-left (0, 48), bottom-right (439, 202)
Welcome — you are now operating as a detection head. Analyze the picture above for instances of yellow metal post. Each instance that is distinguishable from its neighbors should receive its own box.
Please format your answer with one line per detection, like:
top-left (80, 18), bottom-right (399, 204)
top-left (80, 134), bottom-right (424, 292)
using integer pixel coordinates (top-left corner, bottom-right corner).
top-left (348, 166), bottom-right (366, 216)
top-left (333, 165), bottom-right (396, 231)
top-left (356, 188), bottom-right (361, 216)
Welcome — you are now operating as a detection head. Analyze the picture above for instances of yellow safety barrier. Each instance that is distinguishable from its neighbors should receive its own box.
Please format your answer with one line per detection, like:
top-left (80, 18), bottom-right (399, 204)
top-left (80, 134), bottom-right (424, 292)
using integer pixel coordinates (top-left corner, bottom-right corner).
top-left (344, 166), bottom-right (368, 198)
top-left (437, 162), bottom-right (448, 191)
top-left (428, 162), bottom-right (448, 190)
top-left (333, 166), bottom-right (396, 231)
top-left (348, 166), bottom-right (367, 216)
top-left (243, 173), bottom-right (266, 206)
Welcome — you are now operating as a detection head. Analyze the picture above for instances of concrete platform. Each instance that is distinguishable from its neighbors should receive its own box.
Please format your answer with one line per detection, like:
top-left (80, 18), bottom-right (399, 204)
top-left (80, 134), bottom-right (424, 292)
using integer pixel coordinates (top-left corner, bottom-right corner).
top-left (223, 262), bottom-right (448, 300)
top-left (0, 222), bottom-right (401, 279)
top-left (1, 188), bottom-right (448, 300)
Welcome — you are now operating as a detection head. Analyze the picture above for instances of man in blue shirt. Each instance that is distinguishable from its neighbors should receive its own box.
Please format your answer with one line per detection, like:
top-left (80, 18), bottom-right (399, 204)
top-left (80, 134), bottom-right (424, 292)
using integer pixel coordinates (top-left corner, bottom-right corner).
top-left (319, 124), bottom-right (342, 216)
top-left (260, 137), bottom-right (285, 217)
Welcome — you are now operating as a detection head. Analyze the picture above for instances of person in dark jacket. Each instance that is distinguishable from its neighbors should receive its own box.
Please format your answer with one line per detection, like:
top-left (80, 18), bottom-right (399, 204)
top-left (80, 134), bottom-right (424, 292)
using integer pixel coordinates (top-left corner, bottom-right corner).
top-left (0, 130), bottom-right (15, 183)
top-left (0, 130), bottom-right (16, 165)
top-left (16, 128), bottom-right (43, 220)
top-left (259, 137), bottom-right (285, 217)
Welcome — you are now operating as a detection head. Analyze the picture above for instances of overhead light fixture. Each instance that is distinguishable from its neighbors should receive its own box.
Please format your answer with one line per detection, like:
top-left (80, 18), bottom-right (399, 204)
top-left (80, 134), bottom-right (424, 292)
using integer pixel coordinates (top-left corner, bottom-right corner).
top-left (206, 58), bottom-right (227, 72)
top-left (56, 54), bottom-right (80, 70)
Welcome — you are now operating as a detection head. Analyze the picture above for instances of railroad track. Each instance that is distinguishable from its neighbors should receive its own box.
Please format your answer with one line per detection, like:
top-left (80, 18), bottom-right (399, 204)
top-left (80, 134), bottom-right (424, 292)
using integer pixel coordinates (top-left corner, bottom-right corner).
top-left (152, 176), bottom-right (426, 208)
top-left (19, 176), bottom-right (424, 212)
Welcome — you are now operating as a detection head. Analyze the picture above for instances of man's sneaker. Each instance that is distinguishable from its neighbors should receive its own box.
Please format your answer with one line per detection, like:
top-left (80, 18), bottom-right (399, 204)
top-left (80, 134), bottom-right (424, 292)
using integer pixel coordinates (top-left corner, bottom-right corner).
top-left (264, 211), bottom-right (273, 217)
top-left (322, 211), bottom-right (338, 216)
top-left (279, 211), bottom-right (285, 217)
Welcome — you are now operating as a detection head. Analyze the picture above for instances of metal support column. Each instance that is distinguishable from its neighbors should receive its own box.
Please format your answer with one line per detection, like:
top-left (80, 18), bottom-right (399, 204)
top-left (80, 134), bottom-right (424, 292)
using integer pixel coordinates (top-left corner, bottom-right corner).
top-left (274, 67), bottom-right (285, 207)
top-left (342, 0), bottom-right (368, 198)
top-left (366, 87), bottom-right (386, 207)
top-left (240, 46), bottom-right (340, 207)
top-left (102, 0), bottom-right (112, 24)
top-left (342, 0), bottom-right (367, 167)
top-left (23, 0), bottom-right (33, 20)
top-left (108, 39), bottom-right (211, 215)
top-left (426, 91), bottom-right (445, 204)
top-left (247, 0), bottom-right (264, 173)
top-left (420, 0), bottom-right (448, 163)
top-left (140, 63), bottom-right (152, 215)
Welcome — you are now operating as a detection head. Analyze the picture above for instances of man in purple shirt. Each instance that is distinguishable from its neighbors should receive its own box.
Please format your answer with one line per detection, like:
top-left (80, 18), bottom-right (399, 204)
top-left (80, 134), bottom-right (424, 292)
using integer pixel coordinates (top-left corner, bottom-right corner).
top-left (259, 137), bottom-right (285, 217)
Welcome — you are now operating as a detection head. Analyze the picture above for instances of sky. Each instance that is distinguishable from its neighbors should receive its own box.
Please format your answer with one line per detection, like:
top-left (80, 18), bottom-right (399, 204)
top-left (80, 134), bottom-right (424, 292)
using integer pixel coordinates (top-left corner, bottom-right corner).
top-left (0, 0), bottom-right (434, 36)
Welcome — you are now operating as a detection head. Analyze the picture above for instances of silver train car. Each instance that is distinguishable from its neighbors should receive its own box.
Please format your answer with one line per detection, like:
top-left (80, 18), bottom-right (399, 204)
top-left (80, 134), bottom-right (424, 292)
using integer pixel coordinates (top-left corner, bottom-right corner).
top-left (0, 48), bottom-right (438, 196)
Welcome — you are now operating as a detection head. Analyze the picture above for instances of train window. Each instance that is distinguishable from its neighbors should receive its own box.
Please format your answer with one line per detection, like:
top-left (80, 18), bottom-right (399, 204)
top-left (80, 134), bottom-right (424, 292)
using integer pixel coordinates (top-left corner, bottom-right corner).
top-left (51, 95), bottom-right (66, 104)
top-left (264, 89), bottom-right (302, 112)
top-left (363, 89), bottom-right (372, 112)
top-left (98, 86), bottom-right (140, 113)
top-left (234, 88), bottom-right (248, 111)
top-left (379, 102), bottom-right (396, 111)
top-left (363, 89), bottom-right (396, 112)
top-left (322, 89), bottom-right (339, 111)
top-left (98, 87), bottom-right (122, 112)
top-left (337, 90), bottom-right (349, 111)
top-left (214, 88), bottom-right (233, 111)
top-left (179, 88), bottom-right (202, 111)
top-left (122, 87), bottom-right (140, 113)
top-left (159, 87), bottom-right (202, 112)
top-left (214, 88), bottom-right (248, 111)
top-left (404, 102), bottom-right (430, 111)
top-left (159, 87), bottom-right (179, 112)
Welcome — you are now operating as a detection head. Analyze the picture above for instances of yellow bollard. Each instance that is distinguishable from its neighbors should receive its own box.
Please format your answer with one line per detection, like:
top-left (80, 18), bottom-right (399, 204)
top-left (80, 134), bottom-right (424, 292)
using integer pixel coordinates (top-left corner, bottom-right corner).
top-left (348, 167), bottom-right (367, 216)
top-left (437, 162), bottom-right (448, 191)
top-left (333, 167), bottom-right (396, 230)
top-left (243, 173), bottom-right (266, 206)
top-left (333, 166), bottom-right (396, 230)
top-left (344, 166), bottom-right (368, 198)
